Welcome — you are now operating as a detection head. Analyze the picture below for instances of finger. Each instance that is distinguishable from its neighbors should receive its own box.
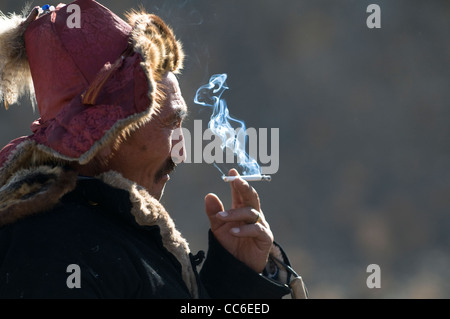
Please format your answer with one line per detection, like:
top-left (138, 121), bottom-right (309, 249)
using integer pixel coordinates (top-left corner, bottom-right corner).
top-left (228, 169), bottom-right (261, 211)
top-left (216, 207), bottom-right (267, 227)
top-left (205, 193), bottom-right (225, 218)
top-left (205, 193), bottom-right (225, 231)
top-left (230, 223), bottom-right (273, 242)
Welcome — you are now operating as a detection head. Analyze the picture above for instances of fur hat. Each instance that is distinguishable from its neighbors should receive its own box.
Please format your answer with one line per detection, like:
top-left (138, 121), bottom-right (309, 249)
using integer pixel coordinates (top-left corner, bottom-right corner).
top-left (0, 0), bottom-right (184, 177)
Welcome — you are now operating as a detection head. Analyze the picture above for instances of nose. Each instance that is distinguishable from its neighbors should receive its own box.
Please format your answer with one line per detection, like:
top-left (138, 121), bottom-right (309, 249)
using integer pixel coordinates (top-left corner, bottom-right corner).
top-left (170, 127), bottom-right (186, 164)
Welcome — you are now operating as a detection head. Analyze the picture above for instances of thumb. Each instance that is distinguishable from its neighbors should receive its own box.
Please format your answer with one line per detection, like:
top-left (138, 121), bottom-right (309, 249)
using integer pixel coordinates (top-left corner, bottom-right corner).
top-left (205, 193), bottom-right (225, 231)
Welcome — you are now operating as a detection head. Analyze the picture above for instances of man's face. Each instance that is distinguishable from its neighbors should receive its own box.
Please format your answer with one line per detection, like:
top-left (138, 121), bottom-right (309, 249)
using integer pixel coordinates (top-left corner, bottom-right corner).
top-left (108, 72), bottom-right (187, 200)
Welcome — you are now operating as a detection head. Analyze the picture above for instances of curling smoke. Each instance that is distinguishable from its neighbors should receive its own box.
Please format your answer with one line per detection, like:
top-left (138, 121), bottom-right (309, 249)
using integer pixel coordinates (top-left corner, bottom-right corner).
top-left (194, 74), bottom-right (261, 176)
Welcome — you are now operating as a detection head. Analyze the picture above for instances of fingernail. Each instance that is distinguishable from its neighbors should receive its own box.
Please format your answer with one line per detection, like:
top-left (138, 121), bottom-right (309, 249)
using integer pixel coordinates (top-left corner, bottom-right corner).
top-left (231, 227), bottom-right (240, 234)
top-left (218, 211), bottom-right (228, 217)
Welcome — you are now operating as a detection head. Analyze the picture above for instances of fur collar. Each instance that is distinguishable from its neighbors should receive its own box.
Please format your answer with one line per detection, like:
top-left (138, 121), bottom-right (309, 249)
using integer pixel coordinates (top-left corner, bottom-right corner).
top-left (98, 171), bottom-right (198, 298)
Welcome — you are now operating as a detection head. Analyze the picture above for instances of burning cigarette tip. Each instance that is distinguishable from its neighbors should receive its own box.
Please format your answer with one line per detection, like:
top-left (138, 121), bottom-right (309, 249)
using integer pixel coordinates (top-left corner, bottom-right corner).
top-left (222, 175), bottom-right (272, 182)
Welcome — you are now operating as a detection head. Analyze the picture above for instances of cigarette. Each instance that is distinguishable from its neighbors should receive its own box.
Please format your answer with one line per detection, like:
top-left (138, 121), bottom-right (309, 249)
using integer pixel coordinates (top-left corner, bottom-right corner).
top-left (222, 175), bottom-right (272, 182)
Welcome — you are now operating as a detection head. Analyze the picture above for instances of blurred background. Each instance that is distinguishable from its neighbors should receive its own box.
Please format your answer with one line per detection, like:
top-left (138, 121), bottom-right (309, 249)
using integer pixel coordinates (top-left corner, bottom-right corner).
top-left (1, 0), bottom-right (449, 298)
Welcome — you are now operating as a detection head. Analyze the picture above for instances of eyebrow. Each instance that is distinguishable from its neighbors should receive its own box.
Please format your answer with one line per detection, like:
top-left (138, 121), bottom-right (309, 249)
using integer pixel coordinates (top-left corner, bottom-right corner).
top-left (171, 105), bottom-right (188, 123)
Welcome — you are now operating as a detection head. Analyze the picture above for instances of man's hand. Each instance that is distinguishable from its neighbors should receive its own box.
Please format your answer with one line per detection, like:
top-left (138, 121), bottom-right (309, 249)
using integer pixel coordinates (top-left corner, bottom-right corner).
top-left (205, 169), bottom-right (273, 273)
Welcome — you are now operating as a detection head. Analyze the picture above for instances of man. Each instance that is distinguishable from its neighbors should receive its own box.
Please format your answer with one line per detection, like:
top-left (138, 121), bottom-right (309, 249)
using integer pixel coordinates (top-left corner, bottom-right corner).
top-left (0, 0), bottom-right (307, 298)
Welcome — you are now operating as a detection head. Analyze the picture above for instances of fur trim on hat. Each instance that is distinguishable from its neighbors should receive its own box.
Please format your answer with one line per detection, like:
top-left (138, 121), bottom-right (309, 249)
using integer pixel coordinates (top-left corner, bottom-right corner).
top-left (0, 138), bottom-right (71, 186)
top-left (0, 6), bottom-right (38, 109)
top-left (126, 10), bottom-right (184, 117)
top-left (126, 10), bottom-right (184, 82)
top-left (0, 164), bottom-right (77, 226)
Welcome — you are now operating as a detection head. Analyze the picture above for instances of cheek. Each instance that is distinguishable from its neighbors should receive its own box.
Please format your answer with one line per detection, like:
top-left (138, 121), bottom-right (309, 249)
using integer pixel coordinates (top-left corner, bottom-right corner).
top-left (140, 128), bottom-right (173, 158)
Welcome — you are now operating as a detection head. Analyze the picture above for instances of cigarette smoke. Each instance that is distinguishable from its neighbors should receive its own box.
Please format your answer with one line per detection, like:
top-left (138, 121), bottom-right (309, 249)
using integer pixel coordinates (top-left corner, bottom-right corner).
top-left (194, 73), bottom-right (261, 176)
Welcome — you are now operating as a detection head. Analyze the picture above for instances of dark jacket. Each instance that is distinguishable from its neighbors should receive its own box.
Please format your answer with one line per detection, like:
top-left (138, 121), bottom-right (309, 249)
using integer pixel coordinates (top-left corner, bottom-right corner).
top-left (0, 172), bottom-right (292, 298)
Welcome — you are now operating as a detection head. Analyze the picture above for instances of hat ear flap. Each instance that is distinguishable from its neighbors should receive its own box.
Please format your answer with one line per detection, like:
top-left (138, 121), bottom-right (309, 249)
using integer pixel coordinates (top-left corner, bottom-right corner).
top-left (0, 6), bottom-right (39, 110)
